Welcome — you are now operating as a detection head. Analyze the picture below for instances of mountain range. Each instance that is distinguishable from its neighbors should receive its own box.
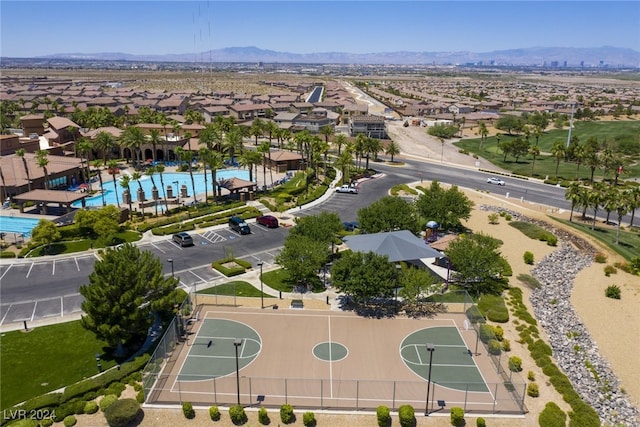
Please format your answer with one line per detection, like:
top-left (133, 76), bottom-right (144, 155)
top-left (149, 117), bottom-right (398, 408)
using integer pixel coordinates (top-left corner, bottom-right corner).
top-left (39, 46), bottom-right (640, 67)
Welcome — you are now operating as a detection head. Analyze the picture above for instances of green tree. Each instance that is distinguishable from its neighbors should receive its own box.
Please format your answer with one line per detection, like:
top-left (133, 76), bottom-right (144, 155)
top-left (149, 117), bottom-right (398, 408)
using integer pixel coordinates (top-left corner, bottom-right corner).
top-left (331, 251), bottom-right (399, 304)
top-left (132, 171), bottom-right (144, 217)
top-left (320, 124), bottom-right (334, 143)
top-left (250, 118), bottom-right (265, 145)
top-left (80, 244), bottom-right (178, 355)
top-left (551, 141), bottom-right (566, 179)
top-left (120, 126), bottom-right (145, 169)
top-left (289, 212), bottom-right (343, 246)
top-left (275, 235), bottom-right (327, 290)
top-left (445, 233), bottom-right (506, 295)
top-left (358, 196), bottom-right (419, 234)
top-left (145, 166), bottom-right (160, 216)
top-left (414, 181), bottom-right (474, 230)
top-left (155, 163), bottom-right (169, 211)
top-left (15, 148), bottom-right (31, 192)
top-left (119, 175), bottom-right (133, 221)
top-left (495, 115), bottom-right (524, 135)
top-left (30, 219), bottom-right (61, 254)
top-left (399, 266), bottom-right (438, 303)
top-left (427, 124), bottom-right (458, 139)
top-left (529, 145), bottom-right (540, 176)
top-left (333, 133), bottom-right (348, 155)
top-left (238, 149), bottom-right (262, 185)
top-left (385, 141), bottom-right (401, 162)
top-left (94, 131), bottom-right (116, 165)
top-left (565, 182), bottom-right (585, 222)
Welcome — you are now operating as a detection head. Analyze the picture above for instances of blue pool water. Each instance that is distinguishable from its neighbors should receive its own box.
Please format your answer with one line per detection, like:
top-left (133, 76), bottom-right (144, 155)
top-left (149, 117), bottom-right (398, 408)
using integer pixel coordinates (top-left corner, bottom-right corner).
top-left (74, 170), bottom-right (250, 208)
top-left (0, 215), bottom-right (40, 237)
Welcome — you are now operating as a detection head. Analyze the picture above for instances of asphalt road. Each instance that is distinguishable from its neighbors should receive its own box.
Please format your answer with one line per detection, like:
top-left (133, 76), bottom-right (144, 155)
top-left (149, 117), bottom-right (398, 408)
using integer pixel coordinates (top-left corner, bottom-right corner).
top-left (0, 159), bottom-right (608, 328)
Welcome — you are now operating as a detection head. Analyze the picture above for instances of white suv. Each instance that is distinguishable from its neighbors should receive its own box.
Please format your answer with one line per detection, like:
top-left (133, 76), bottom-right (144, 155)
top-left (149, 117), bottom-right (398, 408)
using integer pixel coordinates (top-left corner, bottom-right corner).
top-left (336, 184), bottom-right (358, 194)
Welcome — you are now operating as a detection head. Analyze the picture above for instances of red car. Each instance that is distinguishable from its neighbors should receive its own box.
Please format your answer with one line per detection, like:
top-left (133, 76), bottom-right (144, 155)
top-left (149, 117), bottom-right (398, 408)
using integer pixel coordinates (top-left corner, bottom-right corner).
top-left (256, 215), bottom-right (279, 228)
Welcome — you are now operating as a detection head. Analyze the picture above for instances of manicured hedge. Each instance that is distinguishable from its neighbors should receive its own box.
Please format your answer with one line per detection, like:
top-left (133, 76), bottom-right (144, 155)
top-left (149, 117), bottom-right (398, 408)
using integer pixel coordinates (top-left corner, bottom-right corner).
top-left (280, 404), bottom-right (295, 424)
top-left (376, 405), bottom-right (391, 427)
top-left (229, 405), bottom-right (247, 425)
top-left (182, 402), bottom-right (195, 419)
top-left (398, 404), bottom-right (415, 427)
top-left (450, 407), bottom-right (465, 426)
top-left (103, 398), bottom-right (141, 427)
top-left (538, 402), bottom-right (566, 427)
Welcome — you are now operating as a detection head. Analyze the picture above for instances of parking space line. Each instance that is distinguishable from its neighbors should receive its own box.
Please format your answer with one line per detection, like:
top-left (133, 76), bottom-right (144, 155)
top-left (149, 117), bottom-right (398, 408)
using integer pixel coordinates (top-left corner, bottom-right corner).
top-left (151, 242), bottom-right (169, 253)
top-left (74, 257), bottom-right (80, 271)
top-left (0, 264), bottom-right (12, 281)
top-left (61, 296), bottom-right (64, 316)
top-left (26, 262), bottom-right (35, 278)
top-left (52, 260), bottom-right (56, 275)
top-left (188, 271), bottom-right (207, 284)
top-left (31, 301), bottom-right (37, 322)
top-left (0, 305), bottom-right (11, 325)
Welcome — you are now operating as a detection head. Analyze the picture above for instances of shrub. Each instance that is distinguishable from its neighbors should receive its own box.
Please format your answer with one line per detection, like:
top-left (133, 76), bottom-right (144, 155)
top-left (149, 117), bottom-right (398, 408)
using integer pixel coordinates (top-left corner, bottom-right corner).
top-left (63, 415), bottom-right (77, 427)
top-left (105, 381), bottom-right (126, 397)
top-left (41, 419), bottom-right (54, 427)
top-left (229, 405), bottom-right (247, 425)
top-left (502, 339), bottom-right (511, 352)
top-left (103, 398), bottom-right (142, 427)
top-left (136, 390), bottom-right (145, 403)
top-left (479, 324), bottom-right (494, 343)
top-left (210, 405), bottom-right (221, 421)
top-left (491, 325), bottom-right (504, 341)
top-left (523, 251), bottom-right (534, 265)
top-left (509, 356), bottom-right (523, 372)
top-left (594, 252), bottom-right (607, 263)
top-left (398, 404), bottom-right (415, 427)
top-left (182, 401), bottom-right (195, 419)
top-left (546, 235), bottom-right (558, 246)
top-left (99, 394), bottom-right (118, 412)
top-left (527, 382), bottom-right (540, 397)
top-left (280, 404), bottom-right (295, 424)
top-left (528, 370), bottom-right (536, 381)
top-left (376, 405), bottom-right (391, 427)
top-left (6, 420), bottom-right (39, 427)
top-left (257, 406), bottom-right (269, 424)
top-left (302, 411), bottom-right (316, 427)
top-left (488, 339), bottom-right (502, 355)
top-left (604, 265), bottom-right (617, 276)
top-left (476, 417), bottom-right (486, 427)
top-left (538, 401), bottom-right (566, 427)
top-left (450, 407), bottom-right (465, 426)
top-left (605, 284), bottom-right (621, 299)
top-left (488, 213), bottom-right (499, 224)
top-left (84, 400), bottom-right (99, 414)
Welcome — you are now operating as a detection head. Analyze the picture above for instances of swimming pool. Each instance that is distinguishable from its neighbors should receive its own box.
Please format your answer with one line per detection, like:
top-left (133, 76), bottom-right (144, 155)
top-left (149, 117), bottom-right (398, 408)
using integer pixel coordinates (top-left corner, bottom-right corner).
top-left (0, 215), bottom-right (40, 237)
top-left (74, 170), bottom-right (250, 208)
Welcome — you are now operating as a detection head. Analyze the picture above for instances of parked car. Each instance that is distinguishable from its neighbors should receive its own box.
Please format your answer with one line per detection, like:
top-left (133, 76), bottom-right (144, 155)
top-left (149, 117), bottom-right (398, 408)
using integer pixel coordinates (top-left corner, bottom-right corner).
top-left (487, 177), bottom-right (506, 186)
top-left (172, 232), bottom-right (194, 247)
top-left (342, 221), bottom-right (360, 232)
top-left (336, 184), bottom-right (358, 194)
top-left (256, 215), bottom-right (279, 228)
top-left (229, 216), bottom-right (251, 235)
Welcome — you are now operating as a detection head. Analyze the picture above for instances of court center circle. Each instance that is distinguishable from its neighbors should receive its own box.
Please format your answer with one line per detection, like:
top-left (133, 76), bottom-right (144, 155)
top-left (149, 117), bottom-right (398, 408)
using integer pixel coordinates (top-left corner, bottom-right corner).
top-left (313, 342), bottom-right (348, 362)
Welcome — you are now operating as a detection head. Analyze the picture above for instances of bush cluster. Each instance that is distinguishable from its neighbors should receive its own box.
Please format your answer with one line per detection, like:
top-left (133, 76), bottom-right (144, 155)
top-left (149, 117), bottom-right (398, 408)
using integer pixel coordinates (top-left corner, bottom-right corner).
top-left (376, 405), bottom-right (391, 427)
top-left (538, 401), bottom-right (566, 427)
top-left (258, 406), bottom-right (269, 424)
top-left (450, 407), bottom-right (465, 426)
top-left (302, 411), bottom-right (316, 427)
top-left (209, 405), bottom-right (221, 421)
top-left (398, 405), bottom-right (415, 427)
top-left (99, 395), bottom-right (119, 412)
top-left (182, 401), bottom-right (195, 419)
top-left (605, 284), bottom-right (621, 299)
top-left (523, 251), bottom-right (534, 265)
top-left (280, 404), bottom-right (295, 424)
top-left (103, 398), bottom-right (141, 427)
top-left (527, 382), bottom-right (540, 397)
top-left (509, 356), bottom-right (523, 372)
top-left (476, 417), bottom-right (486, 427)
top-left (228, 405), bottom-right (246, 425)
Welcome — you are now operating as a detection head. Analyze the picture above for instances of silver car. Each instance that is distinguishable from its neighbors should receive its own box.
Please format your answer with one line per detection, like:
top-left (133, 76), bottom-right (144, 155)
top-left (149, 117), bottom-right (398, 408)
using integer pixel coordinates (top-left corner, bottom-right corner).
top-left (487, 177), bottom-right (505, 186)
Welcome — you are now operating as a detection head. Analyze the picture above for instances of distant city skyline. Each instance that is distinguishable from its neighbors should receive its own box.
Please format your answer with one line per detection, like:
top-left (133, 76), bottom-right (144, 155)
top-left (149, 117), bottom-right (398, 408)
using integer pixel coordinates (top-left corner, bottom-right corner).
top-left (1, 1), bottom-right (639, 58)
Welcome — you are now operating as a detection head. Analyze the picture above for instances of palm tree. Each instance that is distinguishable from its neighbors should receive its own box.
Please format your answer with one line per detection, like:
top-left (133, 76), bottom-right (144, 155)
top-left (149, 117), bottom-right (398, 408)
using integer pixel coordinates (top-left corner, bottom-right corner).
top-left (320, 125), bottom-right (335, 144)
top-left (198, 147), bottom-right (211, 205)
top-left (584, 149), bottom-right (601, 183)
top-left (148, 129), bottom-right (162, 163)
top-left (94, 131), bottom-right (116, 165)
top-left (478, 122), bottom-right (489, 150)
top-left (155, 163), bottom-right (169, 212)
top-left (15, 148), bottom-right (31, 192)
top-left (119, 175), bottom-right (133, 221)
top-left (627, 186), bottom-right (640, 227)
top-left (614, 190), bottom-right (631, 244)
top-left (250, 118), bottom-right (265, 145)
top-left (238, 150), bottom-right (261, 184)
top-left (334, 150), bottom-right (354, 185)
top-left (588, 182), bottom-right (605, 230)
top-left (265, 120), bottom-right (279, 146)
top-left (145, 166), bottom-right (160, 216)
top-left (385, 141), bottom-right (400, 162)
top-left (551, 141), bottom-right (566, 179)
top-left (120, 126), bottom-right (146, 170)
top-left (91, 160), bottom-right (107, 206)
top-left (257, 142), bottom-right (270, 189)
top-left (528, 145), bottom-right (540, 176)
top-left (176, 147), bottom-right (197, 204)
top-left (206, 150), bottom-right (224, 201)
top-left (106, 160), bottom-right (121, 209)
top-left (76, 137), bottom-right (94, 191)
top-left (35, 150), bottom-right (50, 190)
top-left (573, 144), bottom-right (585, 179)
top-left (565, 182), bottom-right (584, 222)
top-left (131, 171), bottom-right (144, 216)
top-left (333, 133), bottom-right (348, 155)
top-left (223, 126), bottom-right (243, 162)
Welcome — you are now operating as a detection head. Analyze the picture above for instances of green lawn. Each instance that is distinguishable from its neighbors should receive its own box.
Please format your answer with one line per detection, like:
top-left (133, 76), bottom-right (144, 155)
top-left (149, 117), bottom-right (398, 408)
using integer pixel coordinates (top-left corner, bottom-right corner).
top-left (197, 281), bottom-right (274, 298)
top-left (456, 120), bottom-right (640, 180)
top-left (0, 321), bottom-right (117, 410)
top-left (551, 217), bottom-right (640, 262)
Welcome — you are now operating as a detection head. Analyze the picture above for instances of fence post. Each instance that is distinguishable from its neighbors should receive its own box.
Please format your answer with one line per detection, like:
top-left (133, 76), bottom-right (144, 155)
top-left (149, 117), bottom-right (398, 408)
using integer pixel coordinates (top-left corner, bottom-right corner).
top-left (392, 381), bottom-right (396, 410)
top-left (249, 378), bottom-right (252, 407)
top-left (320, 379), bottom-right (323, 409)
top-left (356, 380), bottom-right (359, 411)
top-left (285, 378), bottom-right (288, 404)
top-left (493, 383), bottom-right (498, 413)
top-left (213, 376), bottom-right (217, 405)
top-left (464, 384), bottom-right (469, 412)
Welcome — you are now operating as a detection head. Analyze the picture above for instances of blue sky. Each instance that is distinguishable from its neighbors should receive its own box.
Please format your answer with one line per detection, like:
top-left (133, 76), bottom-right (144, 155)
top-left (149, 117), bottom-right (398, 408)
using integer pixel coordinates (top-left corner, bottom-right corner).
top-left (1, 1), bottom-right (638, 57)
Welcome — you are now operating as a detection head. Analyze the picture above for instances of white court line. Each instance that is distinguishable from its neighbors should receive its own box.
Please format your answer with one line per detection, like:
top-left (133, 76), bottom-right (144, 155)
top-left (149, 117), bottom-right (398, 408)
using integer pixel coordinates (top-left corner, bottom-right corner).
top-left (415, 344), bottom-right (424, 365)
top-left (451, 324), bottom-right (494, 398)
top-left (328, 316), bottom-right (333, 398)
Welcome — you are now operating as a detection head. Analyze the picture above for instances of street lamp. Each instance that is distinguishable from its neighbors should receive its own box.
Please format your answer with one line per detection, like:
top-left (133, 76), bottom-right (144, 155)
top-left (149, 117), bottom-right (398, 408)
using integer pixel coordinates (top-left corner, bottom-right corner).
top-left (425, 343), bottom-right (435, 416)
top-left (234, 338), bottom-right (243, 405)
top-left (257, 261), bottom-right (264, 309)
top-left (95, 353), bottom-right (102, 373)
top-left (167, 258), bottom-right (174, 277)
top-left (173, 180), bottom-right (179, 204)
